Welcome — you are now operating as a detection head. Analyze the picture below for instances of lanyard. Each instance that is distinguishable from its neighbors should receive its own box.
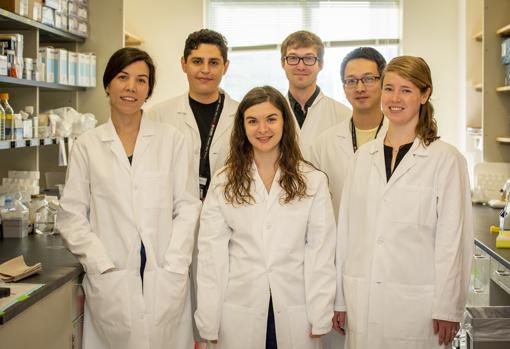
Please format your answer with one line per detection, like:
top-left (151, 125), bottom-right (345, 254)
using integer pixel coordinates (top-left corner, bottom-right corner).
top-left (200, 93), bottom-right (224, 163)
top-left (351, 115), bottom-right (384, 153)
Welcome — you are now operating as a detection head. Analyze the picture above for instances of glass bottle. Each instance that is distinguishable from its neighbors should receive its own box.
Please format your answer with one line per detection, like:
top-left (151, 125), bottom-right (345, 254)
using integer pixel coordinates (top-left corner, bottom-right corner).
top-left (0, 93), bottom-right (15, 141)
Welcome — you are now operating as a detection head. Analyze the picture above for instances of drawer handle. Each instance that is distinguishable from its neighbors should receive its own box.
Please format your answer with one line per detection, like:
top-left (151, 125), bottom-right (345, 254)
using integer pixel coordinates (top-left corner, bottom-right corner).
top-left (495, 270), bottom-right (510, 277)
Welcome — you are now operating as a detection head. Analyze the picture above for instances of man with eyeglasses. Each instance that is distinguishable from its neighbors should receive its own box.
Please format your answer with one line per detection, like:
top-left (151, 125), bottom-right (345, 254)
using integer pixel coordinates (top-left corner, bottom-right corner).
top-left (281, 30), bottom-right (350, 160)
top-left (310, 47), bottom-right (388, 349)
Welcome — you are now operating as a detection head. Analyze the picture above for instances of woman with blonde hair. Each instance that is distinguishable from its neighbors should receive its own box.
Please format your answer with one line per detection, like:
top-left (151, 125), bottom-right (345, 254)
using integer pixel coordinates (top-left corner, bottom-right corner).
top-left (334, 56), bottom-right (473, 349)
top-left (195, 86), bottom-right (336, 348)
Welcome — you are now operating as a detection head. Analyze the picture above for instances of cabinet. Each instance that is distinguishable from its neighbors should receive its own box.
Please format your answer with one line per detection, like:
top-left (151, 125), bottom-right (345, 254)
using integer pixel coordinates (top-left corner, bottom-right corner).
top-left (0, 0), bottom-right (124, 188)
top-left (466, 0), bottom-right (510, 162)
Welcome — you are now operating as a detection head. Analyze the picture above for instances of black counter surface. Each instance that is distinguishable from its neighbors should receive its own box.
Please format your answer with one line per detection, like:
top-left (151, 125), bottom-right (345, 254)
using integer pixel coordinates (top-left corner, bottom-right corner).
top-left (0, 234), bottom-right (82, 324)
top-left (473, 204), bottom-right (510, 270)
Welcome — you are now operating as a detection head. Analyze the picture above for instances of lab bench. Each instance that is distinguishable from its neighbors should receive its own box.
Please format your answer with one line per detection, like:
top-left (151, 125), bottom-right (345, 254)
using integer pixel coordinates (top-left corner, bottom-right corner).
top-left (471, 204), bottom-right (510, 306)
top-left (0, 234), bottom-right (84, 349)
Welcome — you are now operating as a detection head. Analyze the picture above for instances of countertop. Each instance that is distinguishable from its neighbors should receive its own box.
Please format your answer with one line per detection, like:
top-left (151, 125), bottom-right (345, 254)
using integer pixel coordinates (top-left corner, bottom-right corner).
top-left (0, 234), bottom-right (83, 324)
top-left (472, 204), bottom-right (510, 270)
top-left (0, 205), bottom-right (507, 325)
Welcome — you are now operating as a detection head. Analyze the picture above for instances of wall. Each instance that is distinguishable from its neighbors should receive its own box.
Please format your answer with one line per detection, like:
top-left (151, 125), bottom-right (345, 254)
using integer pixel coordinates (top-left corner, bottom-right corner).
top-left (402, 0), bottom-right (464, 149)
top-left (124, 0), bottom-right (466, 150)
top-left (124, 0), bottom-right (204, 108)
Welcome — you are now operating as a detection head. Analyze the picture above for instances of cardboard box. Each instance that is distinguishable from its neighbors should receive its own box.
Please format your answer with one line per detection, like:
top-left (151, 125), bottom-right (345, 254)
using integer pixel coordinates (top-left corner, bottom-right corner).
top-left (41, 5), bottom-right (54, 26)
top-left (28, 0), bottom-right (42, 21)
top-left (76, 3), bottom-right (85, 19)
top-left (77, 19), bottom-right (87, 37)
top-left (38, 47), bottom-right (55, 83)
top-left (54, 48), bottom-right (67, 84)
top-left (67, 0), bottom-right (77, 16)
top-left (67, 51), bottom-right (77, 85)
top-left (68, 14), bottom-right (78, 34)
top-left (0, 0), bottom-right (28, 17)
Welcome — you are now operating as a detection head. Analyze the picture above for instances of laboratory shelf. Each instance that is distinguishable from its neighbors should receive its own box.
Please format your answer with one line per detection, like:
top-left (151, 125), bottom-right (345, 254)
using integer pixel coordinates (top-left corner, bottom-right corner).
top-left (0, 75), bottom-right (86, 91)
top-left (496, 137), bottom-right (510, 144)
top-left (0, 137), bottom-right (66, 150)
top-left (496, 23), bottom-right (510, 37)
top-left (0, 9), bottom-right (85, 43)
top-left (496, 86), bottom-right (510, 93)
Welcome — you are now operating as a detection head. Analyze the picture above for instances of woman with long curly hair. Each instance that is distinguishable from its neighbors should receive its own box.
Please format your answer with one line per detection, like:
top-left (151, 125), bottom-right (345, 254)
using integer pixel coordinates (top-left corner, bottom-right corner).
top-left (195, 86), bottom-right (336, 349)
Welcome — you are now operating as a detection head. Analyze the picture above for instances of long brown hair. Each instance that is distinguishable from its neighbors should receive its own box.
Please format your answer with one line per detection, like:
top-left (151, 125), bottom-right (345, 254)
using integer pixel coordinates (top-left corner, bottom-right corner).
top-left (383, 56), bottom-right (439, 145)
top-left (223, 86), bottom-right (308, 205)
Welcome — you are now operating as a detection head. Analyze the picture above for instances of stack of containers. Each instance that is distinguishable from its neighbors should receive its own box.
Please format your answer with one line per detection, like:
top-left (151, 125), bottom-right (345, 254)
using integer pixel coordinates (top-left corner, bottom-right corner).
top-left (68, 0), bottom-right (88, 37)
top-left (503, 36), bottom-right (510, 86)
top-left (38, 47), bottom-right (95, 87)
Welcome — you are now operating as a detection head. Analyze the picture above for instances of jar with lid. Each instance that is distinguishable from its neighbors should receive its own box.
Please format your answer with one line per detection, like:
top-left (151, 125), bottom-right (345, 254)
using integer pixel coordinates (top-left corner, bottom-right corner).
top-left (29, 194), bottom-right (47, 233)
top-left (34, 200), bottom-right (57, 235)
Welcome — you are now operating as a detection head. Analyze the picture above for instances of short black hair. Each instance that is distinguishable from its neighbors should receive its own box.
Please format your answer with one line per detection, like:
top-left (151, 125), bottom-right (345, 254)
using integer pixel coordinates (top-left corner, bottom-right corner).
top-left (103, 47), bottom-right (156, 99)
top-left (340, 47), bottom-right (386, 83)
top-left (183, 29), bottom-right (228, 62)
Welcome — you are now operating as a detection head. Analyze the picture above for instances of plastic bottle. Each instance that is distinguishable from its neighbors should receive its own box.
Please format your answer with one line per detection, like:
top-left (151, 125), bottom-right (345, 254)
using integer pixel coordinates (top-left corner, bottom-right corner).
top-left (25, 106), bottom-right (38, 138)
top-left (0, 93), bottom-right (15, 141)
top-left (0, 196), bottom-right (29, 238)
top-left (0, 102), bottom-right (5, 141)
top-left (34, 199), bottom-right (56, 235)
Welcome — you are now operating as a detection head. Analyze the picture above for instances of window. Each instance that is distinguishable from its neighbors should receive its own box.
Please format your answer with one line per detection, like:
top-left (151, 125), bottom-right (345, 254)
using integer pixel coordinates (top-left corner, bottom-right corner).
top-left (207, 0), bottom-right (401, 105)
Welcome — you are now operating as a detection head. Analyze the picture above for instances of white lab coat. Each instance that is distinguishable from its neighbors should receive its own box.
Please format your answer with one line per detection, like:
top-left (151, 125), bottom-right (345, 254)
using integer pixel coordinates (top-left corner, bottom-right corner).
top-left (56, 117), bottom-right (201, 349)
top-left (195, 163), bottom-right (337, 349)
top-left (287, 91), bottom-right (351, 161)
top-left (310, 118), bottom-right (388, 220)
top-left (336, 137), bottom-right (473, 349)
top-left (146, 92), bottom-right (239, 198)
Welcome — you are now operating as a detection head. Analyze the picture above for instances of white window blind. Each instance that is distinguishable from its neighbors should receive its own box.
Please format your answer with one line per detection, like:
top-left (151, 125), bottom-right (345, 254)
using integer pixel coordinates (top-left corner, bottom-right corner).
top-left (206, 0), bottom-right (401, 103)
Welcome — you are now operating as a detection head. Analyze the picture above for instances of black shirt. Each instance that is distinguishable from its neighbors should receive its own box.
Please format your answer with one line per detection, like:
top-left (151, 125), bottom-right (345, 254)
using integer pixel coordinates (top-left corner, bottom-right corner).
top-left (288, 86), bottom-right (320, 128)
top-left (189, 95), bottom-right (224, 199)
top-left (384, 142), bottom-right (413, 181)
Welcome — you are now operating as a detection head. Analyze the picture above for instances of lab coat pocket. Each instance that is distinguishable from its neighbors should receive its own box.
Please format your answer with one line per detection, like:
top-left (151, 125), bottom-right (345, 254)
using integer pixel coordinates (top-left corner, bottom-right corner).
top-left (83, 270), bottom-right (132, 338)
top-left (288, 305), bottom-right (321, 349)
top-left (383, 283), bottom-right (434, 340)
top-left (154, 267), bottom-right (188, 326)
top-left (218, 303), bottom-right (255, 348)
top-left (143, 172), bottom-right (172, 208)
top-left (343, 275), bottom-right (369, 335)
top-left (388, 185), bottom-right (434, 226)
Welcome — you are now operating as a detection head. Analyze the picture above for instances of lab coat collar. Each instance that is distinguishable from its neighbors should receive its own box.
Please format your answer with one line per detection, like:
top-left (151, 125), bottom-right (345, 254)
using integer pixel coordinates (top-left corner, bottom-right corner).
top-left (370, 136), bottom-right (428, 195)
top-left (99, 115), bottom-right (156, 173)
top-left (251, 162), bottom-right (282, 210)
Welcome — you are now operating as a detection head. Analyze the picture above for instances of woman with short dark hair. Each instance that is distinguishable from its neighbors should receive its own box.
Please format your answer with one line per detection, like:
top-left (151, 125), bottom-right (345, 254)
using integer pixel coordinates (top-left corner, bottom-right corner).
top-left (57, 47), bottom-right (201, 349)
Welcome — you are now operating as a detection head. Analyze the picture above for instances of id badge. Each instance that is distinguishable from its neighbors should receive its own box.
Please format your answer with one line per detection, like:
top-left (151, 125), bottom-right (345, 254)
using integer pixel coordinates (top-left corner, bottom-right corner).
top-left (199, 176), bottom-right (208, 186)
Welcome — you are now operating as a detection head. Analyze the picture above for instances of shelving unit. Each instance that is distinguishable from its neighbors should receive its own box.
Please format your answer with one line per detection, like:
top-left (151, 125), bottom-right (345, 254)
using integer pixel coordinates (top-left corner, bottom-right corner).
top-left (0, 0), bottom-right (124, 188)
top-left (466, 0), bottom-right (510, 162)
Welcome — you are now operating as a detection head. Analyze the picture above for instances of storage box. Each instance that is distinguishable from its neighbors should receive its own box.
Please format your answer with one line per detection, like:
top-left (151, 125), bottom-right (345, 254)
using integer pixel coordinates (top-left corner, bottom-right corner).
top-left (465, 307), bottom-right (510, 348)
top-left (67, 0), bottom-right (77, 16)
top-left (0, 0), bottom-right (29, 17)
top-left (77, 19), bottom-right (87, 37)
top-left (68, 14), bottom-right (78, 34)
top-left (0, 55), bottom-right (7, 76)
top-left (54, 48), bottom-right (66, 84)
top-left (43, 0), bottom-right (59, 10)
top-left (3, 218), bottom-right (29, 238)
top-left (67, 51), bottom-right (77, 85)
top-left (88, 52), bottom-right (95, 87)
top-left (77, 52), bottom-right (89, 86)
top-left (54, 10), bottom-right (61, 28)
top-left (505, 64), bottom-right (510, 87)
top-left (28, 0), bottom-right (42, 21)
top-left (38, 47), bottom-right (55, 83)
top-left (76, 3), bottom-right (85, 19)
top-left (41, 5), bottom-right (54, 26)
top-left (502, 38), bottom-right (510, 65)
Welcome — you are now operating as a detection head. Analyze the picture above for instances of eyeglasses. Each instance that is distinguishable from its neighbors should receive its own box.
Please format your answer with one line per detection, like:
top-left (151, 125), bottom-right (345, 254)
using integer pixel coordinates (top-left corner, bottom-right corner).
top-left (344, 75), bottom-right (381, 88)
top-left (284, 55), bottom-right (319, 66)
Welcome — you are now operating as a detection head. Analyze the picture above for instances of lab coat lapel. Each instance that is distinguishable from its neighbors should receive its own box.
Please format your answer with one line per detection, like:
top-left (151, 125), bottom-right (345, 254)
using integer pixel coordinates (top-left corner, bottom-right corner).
top-left (100, 119), bottom-right (131, 175)
top-left (178, 94), bottom-right (200, 135)
top-left (337, 121), bottom-right (354, 159)
top-left (383, 138), bottom-right (424, 196)
top-left (370, 137), bottom-right (387, 187)
top-left (251, 163), bottom-right (281, 211)
top-left (132, 116), bottom-right (155, 168)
